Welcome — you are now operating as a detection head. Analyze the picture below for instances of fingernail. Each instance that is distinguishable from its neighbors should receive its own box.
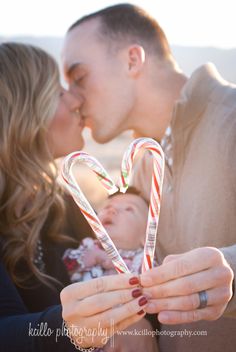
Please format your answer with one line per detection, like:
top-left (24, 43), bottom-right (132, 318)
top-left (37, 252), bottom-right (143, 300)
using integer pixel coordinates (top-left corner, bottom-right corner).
top-left (129, 277), bottom-right (140, 285)
top-left (137, 309), bottom-right (145, 315)
top-left (139, 296), bottom-right (148, 307)
top-left (132, 289), bottom-right (142, 298)
top-left (158, 312), bottom-right (169, 323)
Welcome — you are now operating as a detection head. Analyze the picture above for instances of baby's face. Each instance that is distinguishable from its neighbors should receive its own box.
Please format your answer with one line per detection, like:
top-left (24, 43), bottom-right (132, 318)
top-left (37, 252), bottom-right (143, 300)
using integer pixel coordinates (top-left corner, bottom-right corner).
top-left (98, 193), bottom-right (148, 250)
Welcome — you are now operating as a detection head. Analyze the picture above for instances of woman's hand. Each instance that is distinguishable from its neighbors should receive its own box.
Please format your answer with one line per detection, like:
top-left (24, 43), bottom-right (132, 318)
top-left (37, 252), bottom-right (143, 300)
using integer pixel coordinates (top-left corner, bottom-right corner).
top-left (61, 274), bottom-right (149, 348)
top-left (141, 247), bottom-right (234, 324)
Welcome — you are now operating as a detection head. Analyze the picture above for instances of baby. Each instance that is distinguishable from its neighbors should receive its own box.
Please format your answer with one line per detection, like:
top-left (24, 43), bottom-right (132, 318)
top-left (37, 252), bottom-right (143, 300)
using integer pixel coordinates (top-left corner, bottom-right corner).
top-left (63, 187), bottom-right (154, 282)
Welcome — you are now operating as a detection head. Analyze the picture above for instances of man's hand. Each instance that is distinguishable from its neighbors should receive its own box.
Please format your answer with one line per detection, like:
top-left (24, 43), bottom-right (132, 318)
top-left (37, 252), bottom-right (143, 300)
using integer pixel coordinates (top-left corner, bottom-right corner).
top-left (141, 247), bottom-right (234, 324)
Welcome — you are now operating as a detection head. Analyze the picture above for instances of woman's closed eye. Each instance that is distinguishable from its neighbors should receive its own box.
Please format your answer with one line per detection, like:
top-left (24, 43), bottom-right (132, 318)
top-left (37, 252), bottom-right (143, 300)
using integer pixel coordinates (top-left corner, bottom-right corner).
top-left (59, 87), bottom-right (67, 97)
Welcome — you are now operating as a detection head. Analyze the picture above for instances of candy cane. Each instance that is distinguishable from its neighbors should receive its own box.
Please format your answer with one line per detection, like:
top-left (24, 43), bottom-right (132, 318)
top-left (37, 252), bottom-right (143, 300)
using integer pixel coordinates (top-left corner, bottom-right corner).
top-left (61, 138), bottom-right (164, 275)
top-left (61, 151), bottom-right (129, 274)
top-left (119, 138), bottom-right (165, 272)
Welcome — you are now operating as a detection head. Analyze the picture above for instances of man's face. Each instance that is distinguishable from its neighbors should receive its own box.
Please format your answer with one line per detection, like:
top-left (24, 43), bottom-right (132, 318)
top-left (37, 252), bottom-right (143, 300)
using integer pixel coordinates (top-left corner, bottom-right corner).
top-left (62, 19), bottom-right (135, 143)
top-left (98, 193), bottom-right (148, 250)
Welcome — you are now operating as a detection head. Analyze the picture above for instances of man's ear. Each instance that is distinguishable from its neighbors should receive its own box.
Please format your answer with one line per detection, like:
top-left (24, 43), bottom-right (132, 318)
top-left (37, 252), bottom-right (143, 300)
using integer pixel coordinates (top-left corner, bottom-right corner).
top-left (127, 45), bottom-right (146, 76)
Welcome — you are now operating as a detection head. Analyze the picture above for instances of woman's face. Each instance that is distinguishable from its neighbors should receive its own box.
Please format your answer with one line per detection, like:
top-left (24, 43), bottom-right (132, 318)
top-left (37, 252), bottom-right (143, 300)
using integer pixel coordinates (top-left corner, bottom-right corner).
top-left (47, 88), bottom-right (85, 158)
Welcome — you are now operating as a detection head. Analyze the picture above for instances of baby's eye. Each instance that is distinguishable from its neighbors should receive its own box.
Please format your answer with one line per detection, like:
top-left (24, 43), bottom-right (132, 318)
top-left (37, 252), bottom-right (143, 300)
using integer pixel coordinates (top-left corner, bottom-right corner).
top-left (125, 206), bottom-right (133, 212)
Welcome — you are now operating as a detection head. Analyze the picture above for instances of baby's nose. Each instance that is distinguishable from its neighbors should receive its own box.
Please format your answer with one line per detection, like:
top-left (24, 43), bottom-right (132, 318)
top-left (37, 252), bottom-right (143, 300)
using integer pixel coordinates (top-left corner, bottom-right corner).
top-left (106, 206), bottom-right (118, 216)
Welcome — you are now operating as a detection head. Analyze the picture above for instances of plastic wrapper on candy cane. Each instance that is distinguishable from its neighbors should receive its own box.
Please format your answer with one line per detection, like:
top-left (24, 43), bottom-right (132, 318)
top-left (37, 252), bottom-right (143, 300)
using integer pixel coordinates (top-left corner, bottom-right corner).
top-left (119, 138), bottom-right (165, 272)
top-left (61, 151), bottom-right (130, 274)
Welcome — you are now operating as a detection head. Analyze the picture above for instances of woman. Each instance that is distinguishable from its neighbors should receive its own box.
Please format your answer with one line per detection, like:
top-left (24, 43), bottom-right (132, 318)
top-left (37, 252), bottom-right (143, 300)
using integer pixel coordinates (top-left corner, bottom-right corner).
top-left (0, 42), bottom-right (150, 351)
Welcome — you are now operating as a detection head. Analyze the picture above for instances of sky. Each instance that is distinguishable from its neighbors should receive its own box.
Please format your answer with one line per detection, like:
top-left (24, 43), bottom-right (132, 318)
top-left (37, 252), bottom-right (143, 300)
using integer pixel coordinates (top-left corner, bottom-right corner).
top-left (1, 0), bottom-right (235, 48)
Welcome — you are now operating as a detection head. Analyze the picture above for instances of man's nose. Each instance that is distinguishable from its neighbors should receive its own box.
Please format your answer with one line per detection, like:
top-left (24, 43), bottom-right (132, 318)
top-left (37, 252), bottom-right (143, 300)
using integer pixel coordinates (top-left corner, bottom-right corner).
top-left (69, 90), bottom-right (84, 110)
top-left (69, 81), bottom-right (84, 98)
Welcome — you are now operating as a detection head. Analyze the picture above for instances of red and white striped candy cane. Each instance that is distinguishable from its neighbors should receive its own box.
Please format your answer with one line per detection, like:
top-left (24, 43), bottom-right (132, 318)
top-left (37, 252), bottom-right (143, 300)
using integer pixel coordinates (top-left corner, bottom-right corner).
top-left (119, 138), bottom-right (165, 272)
top-left (61, 151), bottom-right (130, 274)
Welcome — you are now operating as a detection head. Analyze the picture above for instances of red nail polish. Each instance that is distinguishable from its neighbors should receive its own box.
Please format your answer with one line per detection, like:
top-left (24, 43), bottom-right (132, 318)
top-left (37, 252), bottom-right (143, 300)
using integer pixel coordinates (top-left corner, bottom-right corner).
top-left (139, 296), bottom-right (148, 307)
top-left (137, 310), bottom-right (145, 315)
top-left (132, 289), bottom-right (142, 298)
top-left (129, 277), bottom-right (140, 285)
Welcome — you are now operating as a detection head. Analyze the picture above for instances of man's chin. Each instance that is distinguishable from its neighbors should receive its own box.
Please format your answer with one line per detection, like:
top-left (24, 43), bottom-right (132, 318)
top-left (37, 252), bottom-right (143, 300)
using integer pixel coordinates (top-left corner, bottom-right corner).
top-left (91, 130), bottom-right (114, 144)
top-left (85, 123), bottom-right (119, 144)
top-left (132, 130), bottom-right (143, 139)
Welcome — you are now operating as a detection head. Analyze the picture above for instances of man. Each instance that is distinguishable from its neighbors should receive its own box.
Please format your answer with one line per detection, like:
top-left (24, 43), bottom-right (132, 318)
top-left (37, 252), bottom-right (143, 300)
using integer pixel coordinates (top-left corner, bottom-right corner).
top-left (62, 4), bottom-right (236, 351)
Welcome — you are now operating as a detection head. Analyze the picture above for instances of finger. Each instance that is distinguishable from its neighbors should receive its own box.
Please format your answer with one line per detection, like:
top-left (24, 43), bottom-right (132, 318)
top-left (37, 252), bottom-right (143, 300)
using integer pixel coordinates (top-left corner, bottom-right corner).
top-left (61, 273), bottom-right (140, 301)
top-left (157, 304), bottom-right (226, 324)
top-left (143, 265), bottom-right (231, 298)
top-left (145, 286), bottom-right (231, 313)
top-left (162, 253), bottom-right (182, 264)
top-left (113, 311), bottom-right (146, 332)
top-left (88, 296), bottom-right (148, 328)
top-left (78, 288), bottom-right (142, 316)
top-left (140, 247), bottom-right (225, 287)
top-left (79, 312), bottom-right (146, 350)
top-left (65, 320), bottom-right (110, 349)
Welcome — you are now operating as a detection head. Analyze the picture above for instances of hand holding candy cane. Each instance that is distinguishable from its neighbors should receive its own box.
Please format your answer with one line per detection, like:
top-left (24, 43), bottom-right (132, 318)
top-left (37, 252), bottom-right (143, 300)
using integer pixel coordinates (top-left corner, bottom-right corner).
top-left (60, 138), bottom-right (165, 349)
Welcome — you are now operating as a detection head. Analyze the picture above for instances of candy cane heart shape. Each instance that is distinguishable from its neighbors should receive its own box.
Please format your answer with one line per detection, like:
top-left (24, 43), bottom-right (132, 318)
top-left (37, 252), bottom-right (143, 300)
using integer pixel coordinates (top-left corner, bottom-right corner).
top-left (61, 151), bottom-right (130, 274)
top-left (119, 138), bottom-right (165, 272)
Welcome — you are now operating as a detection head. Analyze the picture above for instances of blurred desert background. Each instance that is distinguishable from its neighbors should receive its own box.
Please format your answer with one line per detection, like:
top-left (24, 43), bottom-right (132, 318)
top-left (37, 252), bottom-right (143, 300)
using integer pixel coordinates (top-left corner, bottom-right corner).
top-left (1, 36), bottom-right (235, 207)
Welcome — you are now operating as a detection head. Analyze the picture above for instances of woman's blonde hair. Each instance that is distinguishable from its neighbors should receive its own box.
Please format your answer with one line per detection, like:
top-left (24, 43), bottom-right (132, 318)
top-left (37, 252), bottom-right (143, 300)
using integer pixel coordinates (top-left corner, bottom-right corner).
top-left (0, 43), bottom-right (67, 287)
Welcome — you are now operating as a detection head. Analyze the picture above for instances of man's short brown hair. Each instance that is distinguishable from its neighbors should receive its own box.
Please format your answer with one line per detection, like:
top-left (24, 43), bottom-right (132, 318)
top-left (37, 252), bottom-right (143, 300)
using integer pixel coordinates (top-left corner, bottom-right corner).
top-left (69, 3), bottom-right (171, 59)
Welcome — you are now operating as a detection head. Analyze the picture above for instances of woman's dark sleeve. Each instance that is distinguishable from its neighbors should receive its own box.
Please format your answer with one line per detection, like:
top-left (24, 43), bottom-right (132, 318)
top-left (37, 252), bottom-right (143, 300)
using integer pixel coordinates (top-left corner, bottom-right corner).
top-left (0, 262), bottom-right (76, 352)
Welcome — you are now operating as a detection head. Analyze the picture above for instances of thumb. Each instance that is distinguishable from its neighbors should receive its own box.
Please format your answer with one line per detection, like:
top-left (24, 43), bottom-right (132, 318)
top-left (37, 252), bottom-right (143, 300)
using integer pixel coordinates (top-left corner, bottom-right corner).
top-left (162, 253), bottom-right (183, 265)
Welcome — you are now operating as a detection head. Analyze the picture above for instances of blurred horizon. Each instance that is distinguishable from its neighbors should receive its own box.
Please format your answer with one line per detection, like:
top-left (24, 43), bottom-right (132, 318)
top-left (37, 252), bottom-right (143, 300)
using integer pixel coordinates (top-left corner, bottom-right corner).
top-left (1, 35), bottom-right (235, 82)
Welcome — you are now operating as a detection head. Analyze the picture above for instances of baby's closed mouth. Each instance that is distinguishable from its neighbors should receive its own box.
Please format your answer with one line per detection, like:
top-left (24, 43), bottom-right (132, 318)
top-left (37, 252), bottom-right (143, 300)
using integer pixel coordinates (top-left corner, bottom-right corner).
top-left (101, 218), bottom-right (113, 226)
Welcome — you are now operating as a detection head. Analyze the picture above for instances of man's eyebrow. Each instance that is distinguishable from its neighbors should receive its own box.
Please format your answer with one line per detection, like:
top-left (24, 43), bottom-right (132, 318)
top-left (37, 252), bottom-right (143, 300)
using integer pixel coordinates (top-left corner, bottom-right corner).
top-left (65, 62), bottom-right (81, 78)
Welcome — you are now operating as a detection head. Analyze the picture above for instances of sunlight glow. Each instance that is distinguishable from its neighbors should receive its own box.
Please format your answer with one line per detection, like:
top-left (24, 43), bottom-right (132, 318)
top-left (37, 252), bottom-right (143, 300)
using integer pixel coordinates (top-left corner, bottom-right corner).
top-left (1, 0), bottom-right (235, 48)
